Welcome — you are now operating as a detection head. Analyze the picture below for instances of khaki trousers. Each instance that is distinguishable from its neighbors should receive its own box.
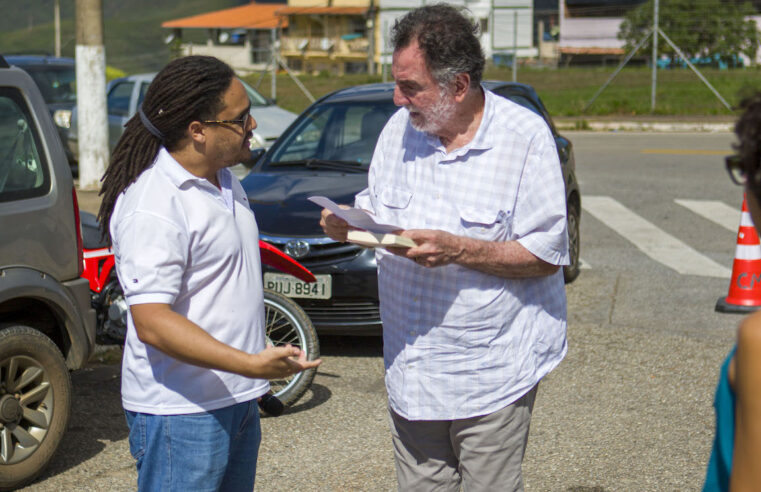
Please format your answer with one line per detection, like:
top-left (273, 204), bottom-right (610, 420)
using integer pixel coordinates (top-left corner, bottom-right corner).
top-left (388, 384), bottom-right (538, 492)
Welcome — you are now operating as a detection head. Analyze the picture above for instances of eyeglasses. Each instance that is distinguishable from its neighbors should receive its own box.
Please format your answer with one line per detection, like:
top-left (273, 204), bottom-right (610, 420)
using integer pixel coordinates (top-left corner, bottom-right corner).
top-left (202, 108), bottom-right (252, 130)
top-left (726, 154), bottom-right (747, 186)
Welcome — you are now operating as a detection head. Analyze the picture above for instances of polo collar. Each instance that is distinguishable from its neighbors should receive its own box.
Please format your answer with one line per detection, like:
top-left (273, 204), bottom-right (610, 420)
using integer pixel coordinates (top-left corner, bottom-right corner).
top-left (155, 147), bottom-right (226, 191)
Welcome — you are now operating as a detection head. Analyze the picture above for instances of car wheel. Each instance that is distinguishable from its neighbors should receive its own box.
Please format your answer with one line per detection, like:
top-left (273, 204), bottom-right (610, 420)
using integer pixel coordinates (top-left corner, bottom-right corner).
top-left (0, 325), bottom-right (71, 490)
top-left (263, 291), bottom-right (320, 408)
top-left (563, 198), bottom-right (581, 284)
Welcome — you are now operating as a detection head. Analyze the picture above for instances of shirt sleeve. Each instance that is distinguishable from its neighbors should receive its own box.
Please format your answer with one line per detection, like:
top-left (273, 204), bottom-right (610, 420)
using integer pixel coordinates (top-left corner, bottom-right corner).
top-left (513, 126), bottom-right (570, 266)
top-left (113, 211), bottom-right (189, 305)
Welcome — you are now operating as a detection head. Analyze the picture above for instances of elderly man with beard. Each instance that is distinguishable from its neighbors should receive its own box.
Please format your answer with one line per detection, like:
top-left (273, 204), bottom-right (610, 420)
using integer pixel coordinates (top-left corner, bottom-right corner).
top-left (320, 4), bottom-right (569, 491)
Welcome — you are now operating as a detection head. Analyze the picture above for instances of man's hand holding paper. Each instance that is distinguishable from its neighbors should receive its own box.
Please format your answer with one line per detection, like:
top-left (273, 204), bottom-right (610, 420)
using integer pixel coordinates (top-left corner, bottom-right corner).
top-left (311, 196), bottom-right (416, 250)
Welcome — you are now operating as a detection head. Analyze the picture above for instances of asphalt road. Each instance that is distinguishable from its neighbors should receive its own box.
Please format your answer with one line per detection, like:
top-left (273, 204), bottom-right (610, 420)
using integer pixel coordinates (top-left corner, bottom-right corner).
top-left (25, 131), bottom-right (743, 491)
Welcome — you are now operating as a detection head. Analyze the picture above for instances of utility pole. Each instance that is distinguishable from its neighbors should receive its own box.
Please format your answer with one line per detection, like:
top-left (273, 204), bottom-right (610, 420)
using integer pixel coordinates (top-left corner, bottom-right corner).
top-left (270, 28), bottom-right (277, 101)
top-left (512, 10), bottom-right (518, 82)
top-left (75, 0), bottom-right (109, 190)
top-left (367, 0), bottom-right (376, 75)
top-left (54, 0), bottom-right (61, 57)
top-left (651, 0), bottom-right (659, 112)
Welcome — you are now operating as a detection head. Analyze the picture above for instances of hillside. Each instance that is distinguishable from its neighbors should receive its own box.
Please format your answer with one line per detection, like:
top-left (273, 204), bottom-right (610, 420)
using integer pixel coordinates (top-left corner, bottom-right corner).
top-left (0, 0), bottom-right (246, 74)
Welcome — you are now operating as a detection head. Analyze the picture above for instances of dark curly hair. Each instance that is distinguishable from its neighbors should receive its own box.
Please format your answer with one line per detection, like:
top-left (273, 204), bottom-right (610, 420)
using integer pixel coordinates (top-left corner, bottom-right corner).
top-left (735, 92), bottom-right (761, 194)
top-left (97, 56), bottom-right (235, 240)
top-left (390, 3), bottom-right (484, 89)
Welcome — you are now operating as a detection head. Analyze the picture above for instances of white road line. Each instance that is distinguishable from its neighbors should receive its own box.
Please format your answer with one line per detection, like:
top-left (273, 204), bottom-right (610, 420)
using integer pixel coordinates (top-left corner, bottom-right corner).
top-left (582, 196), bottom-right (731, 278)
top-left (674, 199), bottom-right (739, 232)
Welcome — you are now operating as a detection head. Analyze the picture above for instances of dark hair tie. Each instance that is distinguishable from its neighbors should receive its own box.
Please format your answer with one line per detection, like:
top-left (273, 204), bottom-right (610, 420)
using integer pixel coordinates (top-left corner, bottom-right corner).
top-left (138, 106), bottom-right (165, 140)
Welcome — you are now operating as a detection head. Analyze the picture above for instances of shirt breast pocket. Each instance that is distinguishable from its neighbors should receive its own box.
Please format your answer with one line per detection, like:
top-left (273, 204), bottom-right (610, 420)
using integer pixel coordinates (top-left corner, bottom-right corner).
top-left (379, 187), bottom-right (412, 225)
top-left (459, 206), bottom-right (510, 242)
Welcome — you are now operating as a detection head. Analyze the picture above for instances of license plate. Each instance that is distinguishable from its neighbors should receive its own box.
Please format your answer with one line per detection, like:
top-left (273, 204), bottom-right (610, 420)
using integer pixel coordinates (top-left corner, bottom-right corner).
top-left (263, 273), bottom-right (332, 299)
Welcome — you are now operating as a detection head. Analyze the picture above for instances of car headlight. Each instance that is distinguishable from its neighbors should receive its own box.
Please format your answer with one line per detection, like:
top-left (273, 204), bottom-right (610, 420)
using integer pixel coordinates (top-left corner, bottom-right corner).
top-left (53, 109), bottom-right (71, 129)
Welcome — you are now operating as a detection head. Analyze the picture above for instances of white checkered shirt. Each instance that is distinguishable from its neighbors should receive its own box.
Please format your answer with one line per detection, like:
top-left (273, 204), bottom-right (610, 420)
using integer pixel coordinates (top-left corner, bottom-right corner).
top-left (355, 89), bottom-right (569, 420)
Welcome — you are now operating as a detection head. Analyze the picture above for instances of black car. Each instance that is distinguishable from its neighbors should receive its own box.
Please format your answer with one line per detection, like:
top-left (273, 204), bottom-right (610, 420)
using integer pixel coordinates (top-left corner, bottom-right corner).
top-left (4, 55), bottom-right (77, 165)
top-left (241, 81), bottom-right (581, 335)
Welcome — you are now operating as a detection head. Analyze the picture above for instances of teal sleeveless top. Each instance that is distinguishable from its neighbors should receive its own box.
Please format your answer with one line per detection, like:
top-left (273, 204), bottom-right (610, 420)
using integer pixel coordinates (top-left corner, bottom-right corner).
top-left (702, 346), bottom-right (737, 492)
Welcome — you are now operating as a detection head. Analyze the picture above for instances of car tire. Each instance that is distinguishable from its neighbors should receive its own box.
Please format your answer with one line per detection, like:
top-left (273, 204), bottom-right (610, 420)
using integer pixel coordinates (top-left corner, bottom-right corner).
top-left (263, 290), bottom-right (319, 408)
top-left (0, 325), bottom-right (71, 491)
top-left (563, 198), bottom-right (581, 284)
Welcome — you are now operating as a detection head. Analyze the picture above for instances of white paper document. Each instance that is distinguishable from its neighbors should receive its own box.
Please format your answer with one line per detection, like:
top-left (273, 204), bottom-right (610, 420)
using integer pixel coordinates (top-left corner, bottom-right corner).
top-left (308, 196), bottom-right (401, 234)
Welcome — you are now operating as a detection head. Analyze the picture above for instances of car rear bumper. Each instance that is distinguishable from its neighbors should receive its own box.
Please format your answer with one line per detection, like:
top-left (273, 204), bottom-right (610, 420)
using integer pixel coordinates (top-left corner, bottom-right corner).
top-left (62, 277), bottom-right (97, 367)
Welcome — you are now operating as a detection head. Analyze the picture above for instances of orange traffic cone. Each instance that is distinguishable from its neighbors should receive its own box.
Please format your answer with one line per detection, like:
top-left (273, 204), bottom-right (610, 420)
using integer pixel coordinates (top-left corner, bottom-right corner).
top-left (716, 195), bottom-right (761, 313)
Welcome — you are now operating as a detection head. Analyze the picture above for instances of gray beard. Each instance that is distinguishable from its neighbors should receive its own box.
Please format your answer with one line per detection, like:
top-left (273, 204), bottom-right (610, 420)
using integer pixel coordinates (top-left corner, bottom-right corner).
top-left (407, 91), bottom-right (456, 135)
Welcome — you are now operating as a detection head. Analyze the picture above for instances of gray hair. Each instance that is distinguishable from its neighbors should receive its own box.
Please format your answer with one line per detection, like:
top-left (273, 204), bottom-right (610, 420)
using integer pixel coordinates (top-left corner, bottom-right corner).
top-left (390, 3), bottom-right (485, 89)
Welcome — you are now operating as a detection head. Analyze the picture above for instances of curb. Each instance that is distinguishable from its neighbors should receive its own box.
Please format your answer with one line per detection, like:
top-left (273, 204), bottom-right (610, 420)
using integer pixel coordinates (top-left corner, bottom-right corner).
top-left (555, 120), bottom-right (733, 133)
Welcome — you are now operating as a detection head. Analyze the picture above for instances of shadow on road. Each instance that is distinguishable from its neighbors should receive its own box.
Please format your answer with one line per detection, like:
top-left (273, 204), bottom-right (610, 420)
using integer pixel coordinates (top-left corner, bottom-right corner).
top-left (32, 361), bottom-right (127, 484)
top-left (318, 335), bottom-right (383, 357)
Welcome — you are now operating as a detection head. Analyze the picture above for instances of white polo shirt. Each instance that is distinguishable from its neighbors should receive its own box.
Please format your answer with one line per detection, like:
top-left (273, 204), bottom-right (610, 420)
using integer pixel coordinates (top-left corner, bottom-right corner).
top-left (111, 148), bottom-right (268, 414)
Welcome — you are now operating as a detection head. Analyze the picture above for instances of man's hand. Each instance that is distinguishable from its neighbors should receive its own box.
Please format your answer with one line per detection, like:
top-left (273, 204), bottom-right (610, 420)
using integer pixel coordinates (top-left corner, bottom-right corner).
top-left (252, 344), bottom-right (322, 379)
top-left (387, 229), bottom-right (464, 268)
top-left (388, 229), bottom-right (559, 278)
top-left (320, 207), bottom-right (351, 242)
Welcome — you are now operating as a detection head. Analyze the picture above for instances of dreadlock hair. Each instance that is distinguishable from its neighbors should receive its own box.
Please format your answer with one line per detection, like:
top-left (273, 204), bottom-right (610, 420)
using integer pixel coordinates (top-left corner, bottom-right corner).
top-left (390, 4), bottom-right (484, 90)
top-left (97, 55), bottom-right (235, 240)
top-left (735, 91), bottom-right (761, 197)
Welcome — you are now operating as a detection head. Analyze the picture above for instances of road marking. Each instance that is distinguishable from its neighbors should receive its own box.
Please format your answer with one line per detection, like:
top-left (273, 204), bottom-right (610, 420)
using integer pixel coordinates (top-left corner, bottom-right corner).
top-left (641, 149), bottom-right (727, 155)
top-left (582, 196), bottom-right (731, 278)
top-left (674, 199), bottom-right (739, 232)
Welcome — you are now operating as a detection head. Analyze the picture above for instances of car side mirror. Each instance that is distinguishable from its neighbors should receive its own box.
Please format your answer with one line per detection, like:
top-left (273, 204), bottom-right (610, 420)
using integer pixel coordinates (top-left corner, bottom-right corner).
top-left (244, 148), bottom-right (266, 169)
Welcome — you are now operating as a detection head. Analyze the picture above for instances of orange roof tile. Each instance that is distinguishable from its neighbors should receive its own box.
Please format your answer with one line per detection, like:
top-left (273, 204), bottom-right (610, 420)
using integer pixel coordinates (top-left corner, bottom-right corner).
top-left (162, 2), bottom-right (287, 30)
top-left (276, 6), bottom-right (368, 15)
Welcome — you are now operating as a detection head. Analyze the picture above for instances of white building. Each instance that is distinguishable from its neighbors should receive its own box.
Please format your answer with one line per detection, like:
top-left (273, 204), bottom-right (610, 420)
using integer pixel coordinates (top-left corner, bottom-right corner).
top-left (377, 0), bottom-right (538, 66)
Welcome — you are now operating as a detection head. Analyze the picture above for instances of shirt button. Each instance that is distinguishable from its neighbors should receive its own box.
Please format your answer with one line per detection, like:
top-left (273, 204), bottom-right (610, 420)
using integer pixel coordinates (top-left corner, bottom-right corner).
top-left (410, 330), bottom-right (416, 336)
top-left (413, 297), bottom-right (418, 302)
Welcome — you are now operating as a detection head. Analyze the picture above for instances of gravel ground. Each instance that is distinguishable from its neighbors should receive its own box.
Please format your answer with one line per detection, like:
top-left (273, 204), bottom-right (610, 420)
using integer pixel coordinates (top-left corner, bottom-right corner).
top-left (19, 266), bottom-right (736, 491)
top-left (38, 187), bottom-right (736, 491)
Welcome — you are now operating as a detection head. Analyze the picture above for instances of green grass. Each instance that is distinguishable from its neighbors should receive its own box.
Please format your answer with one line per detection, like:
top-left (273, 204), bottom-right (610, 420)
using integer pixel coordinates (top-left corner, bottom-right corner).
top-left (0, 0), bottom-right (239, 74)
top-left (4, 0), bottom-right (759, 118)
top-left (244, 65), bottom-right (761, 118)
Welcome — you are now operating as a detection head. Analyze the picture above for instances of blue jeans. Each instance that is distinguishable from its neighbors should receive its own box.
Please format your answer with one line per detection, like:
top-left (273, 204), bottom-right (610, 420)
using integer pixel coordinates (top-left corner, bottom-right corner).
top-left (125, 400), bottom-right (261, 492)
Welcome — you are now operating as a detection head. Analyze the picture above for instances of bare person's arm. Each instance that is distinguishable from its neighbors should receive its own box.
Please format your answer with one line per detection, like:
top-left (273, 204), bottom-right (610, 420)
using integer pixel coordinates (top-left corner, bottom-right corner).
top-left (131, 303), bottom-right (321, 380)
top-left (392, 229), bottom-right (558, 278)
top-left (730, 309), bottom-right (761, 490)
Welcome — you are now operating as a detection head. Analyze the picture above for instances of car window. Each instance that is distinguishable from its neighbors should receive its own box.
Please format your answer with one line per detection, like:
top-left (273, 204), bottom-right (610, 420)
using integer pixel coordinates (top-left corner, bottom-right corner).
top-left (107, 81), bottom-right (135, 117)
top-left (23, 65), bottom-right (76, 105)
top-left (265, 101), bottom-right (396, 168)
top-left (138, 82), bottom-right (150, 108)
top-left (0, 88), bottom-right (50, 202)
top-left (240, 79), bottom-right (270, 107)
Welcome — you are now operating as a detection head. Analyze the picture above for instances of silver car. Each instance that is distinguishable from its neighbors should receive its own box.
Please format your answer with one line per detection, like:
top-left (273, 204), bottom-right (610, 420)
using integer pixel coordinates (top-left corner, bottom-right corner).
top-left (67, 73), bottom-right (297, 176)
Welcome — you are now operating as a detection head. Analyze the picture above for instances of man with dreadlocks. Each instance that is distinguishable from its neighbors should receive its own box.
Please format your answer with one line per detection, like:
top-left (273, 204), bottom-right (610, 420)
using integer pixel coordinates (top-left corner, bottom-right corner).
top-left (98, 55), bottom-right (321, 491)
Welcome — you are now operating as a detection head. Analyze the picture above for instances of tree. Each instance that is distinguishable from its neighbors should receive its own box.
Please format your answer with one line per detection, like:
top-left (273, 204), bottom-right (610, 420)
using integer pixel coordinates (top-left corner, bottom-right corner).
top-left (619, 0), bottom-right (760, 67)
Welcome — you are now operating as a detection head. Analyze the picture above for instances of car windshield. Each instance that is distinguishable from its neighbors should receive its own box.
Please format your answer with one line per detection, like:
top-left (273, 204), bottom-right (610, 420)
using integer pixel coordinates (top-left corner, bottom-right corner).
top-left (264, 100), bottom-right (397, 170)
top-left (240, 79), bottom-right (272, 107)
top-left (24, 66), bottom-right (76, 104)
